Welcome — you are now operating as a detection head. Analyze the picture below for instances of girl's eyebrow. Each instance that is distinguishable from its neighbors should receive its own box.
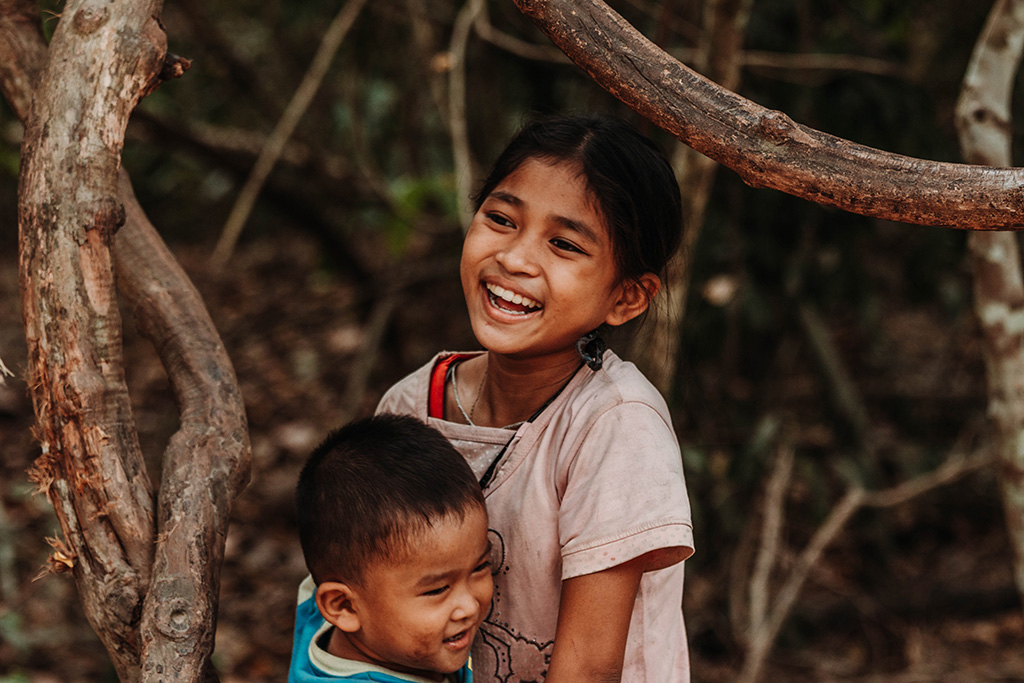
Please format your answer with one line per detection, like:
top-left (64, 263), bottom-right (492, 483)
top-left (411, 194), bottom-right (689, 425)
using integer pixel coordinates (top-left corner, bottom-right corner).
top-left (487, 190), bottom-right (521, 206)
top-left (487, 191), bottom-right (600, 245)
top-left (555, 215), bottom-right (600, 246)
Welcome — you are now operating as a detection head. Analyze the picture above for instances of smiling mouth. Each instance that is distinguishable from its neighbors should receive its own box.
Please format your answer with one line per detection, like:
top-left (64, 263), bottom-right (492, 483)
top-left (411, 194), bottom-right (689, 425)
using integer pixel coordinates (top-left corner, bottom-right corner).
top-left (485, 283), bottom-right (542, 316)
top-left (443, 629), bottom-right (470, 647)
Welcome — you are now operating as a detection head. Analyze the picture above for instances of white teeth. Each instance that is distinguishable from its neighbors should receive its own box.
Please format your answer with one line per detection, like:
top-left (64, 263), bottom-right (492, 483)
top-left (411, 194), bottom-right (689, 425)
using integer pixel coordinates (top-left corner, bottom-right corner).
top-left (486, 283), bottom-right (540, 309)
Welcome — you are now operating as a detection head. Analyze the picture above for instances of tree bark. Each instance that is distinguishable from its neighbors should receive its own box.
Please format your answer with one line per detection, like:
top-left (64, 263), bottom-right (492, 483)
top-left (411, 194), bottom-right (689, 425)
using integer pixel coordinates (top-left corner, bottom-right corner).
top-left (18, 0), bottom-right (165, 675)
top-left (512, 0), bottom-right (1024, 229)
top-left (955, 0), bottom-right (1024, 612)
top-left (2, 0), bottom-right (251, 679)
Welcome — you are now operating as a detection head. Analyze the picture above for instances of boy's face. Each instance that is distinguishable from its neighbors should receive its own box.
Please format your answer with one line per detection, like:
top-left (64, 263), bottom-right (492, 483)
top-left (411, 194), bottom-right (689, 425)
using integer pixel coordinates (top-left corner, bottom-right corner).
top-left (339, 505), bottom-right (493, 677)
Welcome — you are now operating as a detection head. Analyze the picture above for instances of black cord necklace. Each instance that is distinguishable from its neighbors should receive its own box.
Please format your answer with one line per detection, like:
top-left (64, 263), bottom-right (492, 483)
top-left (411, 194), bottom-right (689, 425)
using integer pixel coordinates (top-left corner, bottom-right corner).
top-left (476, 363), bottom-right (584, 489)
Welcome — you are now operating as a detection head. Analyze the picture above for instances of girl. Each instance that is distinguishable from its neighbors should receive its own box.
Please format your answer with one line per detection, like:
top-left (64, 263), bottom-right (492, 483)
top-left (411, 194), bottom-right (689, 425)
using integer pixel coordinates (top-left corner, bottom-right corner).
top-left (378, 115), bottom-right (694, 682)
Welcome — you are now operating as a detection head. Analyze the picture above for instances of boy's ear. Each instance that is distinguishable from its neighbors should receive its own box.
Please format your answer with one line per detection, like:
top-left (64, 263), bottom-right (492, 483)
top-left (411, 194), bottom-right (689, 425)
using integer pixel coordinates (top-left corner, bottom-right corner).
top-left (606, 273), bottom-right (661, 326)
top-left (315, 581), bottom-right (362, 633)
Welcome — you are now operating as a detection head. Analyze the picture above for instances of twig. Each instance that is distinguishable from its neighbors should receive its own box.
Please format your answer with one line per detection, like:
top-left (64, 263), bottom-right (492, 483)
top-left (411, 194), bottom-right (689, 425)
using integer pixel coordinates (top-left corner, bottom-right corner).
top-left (448, 0), bottom-right (485, 229)
top-left (474, 8), bottom-right (570, 64)
top-left (797, 301), bottom-right (872, 450)
top-left (747, 434), bottom-right (794, 639)
top-left (339, 286), bottom-right (401, 424)
top-left (738, 487), bottom-right (864, 683)
top-left (405, 0), bottom-right (450, 122)
top-left (210, 0), bottom-right (370, 269)
top-left (736, 438), bottom-right (994, 683)
top-left (173, 0), bottom-right (285, 120)
top-left (0, 354), bottom-right (13, 386)
top-left (729, 50), bottom-right (907, 78)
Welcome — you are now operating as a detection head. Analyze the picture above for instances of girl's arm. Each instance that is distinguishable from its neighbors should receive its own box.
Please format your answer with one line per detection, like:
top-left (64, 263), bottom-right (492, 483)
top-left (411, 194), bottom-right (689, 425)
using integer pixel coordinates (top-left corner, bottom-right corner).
top-left (544, 555), bottom-right (647, 683)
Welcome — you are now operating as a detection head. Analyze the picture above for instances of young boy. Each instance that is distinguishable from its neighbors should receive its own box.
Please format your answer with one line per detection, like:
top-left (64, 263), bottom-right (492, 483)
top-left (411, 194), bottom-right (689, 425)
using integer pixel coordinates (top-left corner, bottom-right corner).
top-left (289, 413), bottom-right (493, 683)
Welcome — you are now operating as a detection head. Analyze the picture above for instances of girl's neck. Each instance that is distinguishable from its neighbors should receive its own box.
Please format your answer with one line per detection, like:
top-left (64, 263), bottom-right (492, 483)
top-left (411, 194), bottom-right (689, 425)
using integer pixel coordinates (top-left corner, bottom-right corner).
top-left (462, 349), bottom-right (583, 429)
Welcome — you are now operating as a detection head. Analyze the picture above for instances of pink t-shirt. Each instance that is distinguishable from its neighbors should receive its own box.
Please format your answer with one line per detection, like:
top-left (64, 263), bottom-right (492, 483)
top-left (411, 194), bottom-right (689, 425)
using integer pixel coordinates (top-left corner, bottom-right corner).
top-left (377, 350), bottom-right (695, 682)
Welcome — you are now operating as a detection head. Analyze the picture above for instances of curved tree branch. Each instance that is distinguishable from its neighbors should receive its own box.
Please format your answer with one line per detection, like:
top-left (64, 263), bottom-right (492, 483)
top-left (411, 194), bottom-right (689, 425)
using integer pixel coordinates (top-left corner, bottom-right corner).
top-left (115, 172), bottom-right (250, 680)
top-left (513, 0), bottom-right (1024, 229)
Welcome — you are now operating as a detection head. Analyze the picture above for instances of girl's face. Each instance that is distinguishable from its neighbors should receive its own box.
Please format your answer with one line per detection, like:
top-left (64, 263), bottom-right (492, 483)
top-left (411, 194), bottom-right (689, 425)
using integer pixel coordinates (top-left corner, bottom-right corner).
top-left (460, 158), bottom-right (650, 366)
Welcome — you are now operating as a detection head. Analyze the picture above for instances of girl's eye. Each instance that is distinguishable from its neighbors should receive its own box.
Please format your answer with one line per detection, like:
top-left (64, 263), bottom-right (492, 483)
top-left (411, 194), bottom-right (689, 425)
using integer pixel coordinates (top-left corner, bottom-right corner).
top-left (473, 560), bottom-right (492, 573)
top-left (551, 238), bottom-right (584, 254)
top-left (486, 213), bottom-right (514, 228)
top-left (422, 585), bottom-right (450, 597)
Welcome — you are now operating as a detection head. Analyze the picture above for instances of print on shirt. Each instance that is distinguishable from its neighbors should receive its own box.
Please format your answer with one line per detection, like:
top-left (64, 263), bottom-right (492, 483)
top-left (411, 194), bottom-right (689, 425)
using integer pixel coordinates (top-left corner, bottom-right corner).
top-left (475, 530), bottom-right (553, 683)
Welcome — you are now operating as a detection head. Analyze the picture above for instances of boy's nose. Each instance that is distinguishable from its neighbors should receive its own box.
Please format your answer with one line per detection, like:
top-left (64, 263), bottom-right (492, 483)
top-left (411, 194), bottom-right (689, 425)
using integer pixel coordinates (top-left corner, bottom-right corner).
top-left (450, 586), bottom-right (481, 622)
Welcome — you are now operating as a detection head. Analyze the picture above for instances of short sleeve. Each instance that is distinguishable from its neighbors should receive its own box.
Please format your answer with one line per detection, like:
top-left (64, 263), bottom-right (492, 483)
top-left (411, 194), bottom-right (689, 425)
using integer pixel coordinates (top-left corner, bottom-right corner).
top-left (558, 401), bottom-right (694, 580)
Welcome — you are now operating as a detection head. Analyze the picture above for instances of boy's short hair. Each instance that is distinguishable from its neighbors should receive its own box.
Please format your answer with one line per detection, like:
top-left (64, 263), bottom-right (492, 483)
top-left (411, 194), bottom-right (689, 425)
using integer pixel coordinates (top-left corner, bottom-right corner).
top-left (296, 413), bottom-right (485, 585)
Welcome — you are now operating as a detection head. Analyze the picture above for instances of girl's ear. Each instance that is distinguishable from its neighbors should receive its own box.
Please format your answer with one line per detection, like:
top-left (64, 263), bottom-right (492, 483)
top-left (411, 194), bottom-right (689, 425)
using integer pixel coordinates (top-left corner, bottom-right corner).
top-left (606, 273), bottom-right (661, 326)
top-left (315, 581), bottom-right (362, 633)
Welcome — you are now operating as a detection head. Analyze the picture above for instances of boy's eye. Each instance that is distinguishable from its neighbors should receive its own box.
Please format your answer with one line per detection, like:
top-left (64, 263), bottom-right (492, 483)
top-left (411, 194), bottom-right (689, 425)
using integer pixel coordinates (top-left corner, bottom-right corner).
top-left (422, 585), bottom-right (450, 597)
top-left (551, 238), bottom-right (584, 254)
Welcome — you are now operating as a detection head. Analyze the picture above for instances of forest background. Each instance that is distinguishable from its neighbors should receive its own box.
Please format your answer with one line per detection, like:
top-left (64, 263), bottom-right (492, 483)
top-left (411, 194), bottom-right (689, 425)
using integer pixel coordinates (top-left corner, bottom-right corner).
top-left (1, 0), bottom-right (1023, 681)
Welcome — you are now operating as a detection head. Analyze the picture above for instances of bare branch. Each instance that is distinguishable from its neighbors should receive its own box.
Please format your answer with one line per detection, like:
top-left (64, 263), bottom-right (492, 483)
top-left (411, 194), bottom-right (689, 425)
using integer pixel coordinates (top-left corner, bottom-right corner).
top-left (474, 8), bottom-right (570, 64)
top-left (747, 433), bottom-right (794, 639)
top-left (513, 0), bottom-right (1024, 229)
top-left (737, 441), bottom-right (994, 683)
top-left (638, 0), bottom-right (753, 393)
top-left (210, 0), bottom-right (370, 269)
top-left (449, 0), bottom-right (486, 229)
top-left (113, 172), bottom-right (251, 680)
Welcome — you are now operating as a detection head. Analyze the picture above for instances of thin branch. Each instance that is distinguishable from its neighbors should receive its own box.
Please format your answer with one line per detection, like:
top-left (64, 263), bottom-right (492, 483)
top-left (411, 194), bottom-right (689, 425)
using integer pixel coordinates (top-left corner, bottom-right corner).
top-left (666, 48), bottom-right (909, 79)
top-left (449, 0), bottom-right (485, 229)
top-left (797, 301), bottom-right (872, 449)
top-left (737, 441), bottom-right (994, 683)
top-left (474, 8), bottom-right (570, 64)
top-left (210, 0), bottom-right (370, 269)
top-left (114, 172), bottom-right (251, 679)
top-left (637, 0), bottom-right (753, 394)
top-left (406, 0), bottom-right (450, 122)
top-left (339, 286), bottom-right (401, 424)
top-left (172, 0), bottom-right (285, 120)
top-left (747, 433), bottom-right (794, 638)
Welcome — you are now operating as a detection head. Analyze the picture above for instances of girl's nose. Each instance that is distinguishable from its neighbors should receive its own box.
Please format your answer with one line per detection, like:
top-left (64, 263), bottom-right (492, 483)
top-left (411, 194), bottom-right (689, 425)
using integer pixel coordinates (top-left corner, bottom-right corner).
top-left (495, 235), bottom-right (540, 276)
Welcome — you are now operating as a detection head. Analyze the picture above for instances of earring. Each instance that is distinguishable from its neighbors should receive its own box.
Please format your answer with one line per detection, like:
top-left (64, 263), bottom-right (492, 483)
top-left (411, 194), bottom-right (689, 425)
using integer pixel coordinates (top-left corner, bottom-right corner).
top-left (575, 329), bottom-right (606, 371)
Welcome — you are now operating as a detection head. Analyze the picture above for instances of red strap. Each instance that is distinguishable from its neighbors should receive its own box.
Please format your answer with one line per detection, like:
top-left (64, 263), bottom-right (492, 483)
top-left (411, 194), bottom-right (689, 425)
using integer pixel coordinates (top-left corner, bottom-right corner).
top-left (428, 354), bottom-right (476, 419)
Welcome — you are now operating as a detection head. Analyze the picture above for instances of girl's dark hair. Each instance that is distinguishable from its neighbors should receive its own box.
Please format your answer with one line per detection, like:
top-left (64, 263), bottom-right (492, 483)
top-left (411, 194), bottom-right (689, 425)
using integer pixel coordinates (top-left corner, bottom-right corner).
top-left (295, 413), bottom-right (485, 585)
top-left (473, 114), bottom-right (684, 286)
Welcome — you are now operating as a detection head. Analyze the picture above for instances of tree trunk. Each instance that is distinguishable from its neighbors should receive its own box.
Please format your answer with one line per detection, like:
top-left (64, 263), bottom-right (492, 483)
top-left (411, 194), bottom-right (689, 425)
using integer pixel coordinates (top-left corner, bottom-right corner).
top-left (637, 0), bottom-right (754, 394)
top-left (955, 0), bottom-right (1024, 612)
top-left (512, 0), bottom-right (1024, 229)
top-left (1, 0), bottom-right (251, 679)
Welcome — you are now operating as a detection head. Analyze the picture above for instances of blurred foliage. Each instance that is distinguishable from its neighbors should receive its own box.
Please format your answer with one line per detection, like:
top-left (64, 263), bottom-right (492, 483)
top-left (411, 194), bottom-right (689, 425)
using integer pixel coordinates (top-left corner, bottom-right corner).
top-left (1, 0), bottom-right (1019, 676)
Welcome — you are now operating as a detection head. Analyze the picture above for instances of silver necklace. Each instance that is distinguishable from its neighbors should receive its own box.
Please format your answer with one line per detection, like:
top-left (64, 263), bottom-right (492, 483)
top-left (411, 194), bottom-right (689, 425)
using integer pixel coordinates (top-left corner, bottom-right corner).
top-left (452, 365), bottom-right (487, 426)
